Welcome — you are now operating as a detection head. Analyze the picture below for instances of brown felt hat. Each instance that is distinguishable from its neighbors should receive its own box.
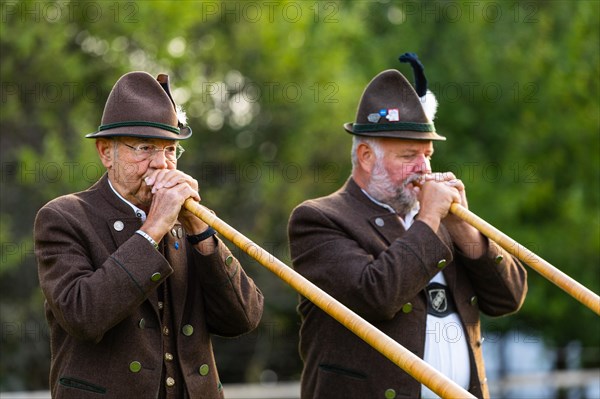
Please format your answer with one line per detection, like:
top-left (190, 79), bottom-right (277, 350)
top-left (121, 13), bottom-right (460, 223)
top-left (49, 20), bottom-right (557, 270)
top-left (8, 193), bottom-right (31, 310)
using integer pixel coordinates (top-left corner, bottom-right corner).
top-left (86, 71), bottom-right (192, 140)
top-left (344, 69), bottom-right (445, 141)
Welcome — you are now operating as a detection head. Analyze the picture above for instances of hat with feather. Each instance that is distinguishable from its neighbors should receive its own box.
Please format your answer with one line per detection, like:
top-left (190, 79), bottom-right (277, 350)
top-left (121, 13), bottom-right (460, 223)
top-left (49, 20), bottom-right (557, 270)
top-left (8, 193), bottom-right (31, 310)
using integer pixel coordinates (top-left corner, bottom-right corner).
top-left (86, 72), bottom-right (192, 140)
top-left (344, 52), bottom-right (445, 141)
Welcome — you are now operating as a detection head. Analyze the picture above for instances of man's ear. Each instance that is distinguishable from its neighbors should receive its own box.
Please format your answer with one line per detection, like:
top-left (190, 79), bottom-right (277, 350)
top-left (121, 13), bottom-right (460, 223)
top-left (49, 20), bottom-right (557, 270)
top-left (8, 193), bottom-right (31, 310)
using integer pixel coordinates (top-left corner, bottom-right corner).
top-left (96, 138), bottom-right (114, 169)
top-left (356, 142), bottom-right (377, 174)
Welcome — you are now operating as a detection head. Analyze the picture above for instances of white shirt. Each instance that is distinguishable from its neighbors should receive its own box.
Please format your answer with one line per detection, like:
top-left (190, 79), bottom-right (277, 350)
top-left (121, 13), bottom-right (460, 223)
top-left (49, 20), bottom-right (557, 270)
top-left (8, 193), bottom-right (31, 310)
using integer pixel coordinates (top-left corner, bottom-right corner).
top-left (421, 272), bottom-right (471, 398)
top-left (361, 190), bottom-right (471, 397)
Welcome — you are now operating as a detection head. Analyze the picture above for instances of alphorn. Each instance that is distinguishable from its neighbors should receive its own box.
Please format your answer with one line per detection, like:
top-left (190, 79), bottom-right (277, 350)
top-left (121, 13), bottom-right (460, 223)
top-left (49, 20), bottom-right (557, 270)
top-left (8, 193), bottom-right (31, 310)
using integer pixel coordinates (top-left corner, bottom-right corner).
top-left (183, 198), bottom-right (476, 399)
top-left (449, 203), bottom-right (600, 316)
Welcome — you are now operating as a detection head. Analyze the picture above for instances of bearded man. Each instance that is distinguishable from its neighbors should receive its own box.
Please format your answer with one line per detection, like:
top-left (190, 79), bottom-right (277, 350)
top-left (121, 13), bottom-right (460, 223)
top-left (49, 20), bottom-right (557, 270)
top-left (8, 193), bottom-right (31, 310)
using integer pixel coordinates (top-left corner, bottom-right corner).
top-left (287, 55), bottom-right (527, 399)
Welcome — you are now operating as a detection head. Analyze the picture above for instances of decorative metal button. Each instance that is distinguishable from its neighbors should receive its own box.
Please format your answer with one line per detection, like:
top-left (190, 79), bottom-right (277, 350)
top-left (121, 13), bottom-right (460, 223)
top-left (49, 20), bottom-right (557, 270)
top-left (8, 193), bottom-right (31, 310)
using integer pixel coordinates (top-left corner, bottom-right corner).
top-left (225, 255), bottom-right (234, 266)
top-left (198, 364), bottom-right (210, 376)
top-left (182, 324), bottom-right (194, 336)
top-left (437, 259), bottom-right (447, 269)
top-left (495, 255), bottom-right (504, 264)
top-left (138, 318), bottom-right (146, 329)
top-left (162, 326), bottom-right (169, 336)
top-left (129, 361), bottom-right (142, 373)
top-left (150, 272), bottom-right (161, 282)
top-left (113, 221), bottom-right (124, 231)
top-left (401, 303), bottom-right (413, 313)
top-left (165, 377), bottom-right (175, 387)
top-left (158, 301), bottom-right (164, 310)
top-left (164, 353), bottom-right (173, 362)
top-left (375, 217), bottom-right (385, 227)
top-left (385, 388), bottom-right (397, 399)
top-left (470, 296), bottom-right (478, 306)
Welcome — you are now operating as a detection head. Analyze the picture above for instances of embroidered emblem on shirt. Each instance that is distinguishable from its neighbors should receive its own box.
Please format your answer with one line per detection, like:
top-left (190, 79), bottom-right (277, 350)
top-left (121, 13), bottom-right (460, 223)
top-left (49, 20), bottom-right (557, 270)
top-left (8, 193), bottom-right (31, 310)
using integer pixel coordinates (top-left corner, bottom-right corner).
top-left (429, 288), bottom-right (447, 313)
top-left (426, 282), bottom-right (456, 318)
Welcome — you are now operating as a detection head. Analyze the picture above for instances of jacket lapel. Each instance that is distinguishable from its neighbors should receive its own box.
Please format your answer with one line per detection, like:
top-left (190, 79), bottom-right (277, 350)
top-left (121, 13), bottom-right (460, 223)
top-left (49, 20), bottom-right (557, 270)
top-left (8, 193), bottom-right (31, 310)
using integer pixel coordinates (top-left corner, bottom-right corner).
top-left (367, 213), bottom-right (405, 245)
top-left (343, 177), bottom-right (407, 245)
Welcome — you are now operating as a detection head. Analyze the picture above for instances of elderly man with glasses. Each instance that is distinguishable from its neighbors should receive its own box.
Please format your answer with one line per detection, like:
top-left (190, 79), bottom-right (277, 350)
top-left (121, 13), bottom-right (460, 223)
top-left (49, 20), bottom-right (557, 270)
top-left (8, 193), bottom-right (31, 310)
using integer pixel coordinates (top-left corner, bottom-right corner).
top-left (34, 72), bottom-right (264, 399)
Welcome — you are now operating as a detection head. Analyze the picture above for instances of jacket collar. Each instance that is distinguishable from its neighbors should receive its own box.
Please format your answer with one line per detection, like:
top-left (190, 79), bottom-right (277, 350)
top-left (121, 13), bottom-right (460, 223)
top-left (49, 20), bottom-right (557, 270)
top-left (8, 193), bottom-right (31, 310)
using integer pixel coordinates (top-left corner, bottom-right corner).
top-left (342, 177), bottom-right (407, 244)
top-left (93, 173), bottom-right (142, 218)
top-left (343, 176), bottom-right (394, 214)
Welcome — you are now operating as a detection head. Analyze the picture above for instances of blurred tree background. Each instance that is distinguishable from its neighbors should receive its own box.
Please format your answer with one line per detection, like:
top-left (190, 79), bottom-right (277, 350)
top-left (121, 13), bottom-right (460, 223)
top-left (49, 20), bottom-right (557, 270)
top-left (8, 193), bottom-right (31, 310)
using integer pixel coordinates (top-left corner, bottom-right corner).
top-left (1, 0), bottom-right (598, 393)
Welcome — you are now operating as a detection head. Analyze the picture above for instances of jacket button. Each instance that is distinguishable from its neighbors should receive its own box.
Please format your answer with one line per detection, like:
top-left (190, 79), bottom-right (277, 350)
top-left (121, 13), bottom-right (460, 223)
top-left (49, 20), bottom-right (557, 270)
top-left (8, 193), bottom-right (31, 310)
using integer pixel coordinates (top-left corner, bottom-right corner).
top-left (113, 221), bottom-right (124, 231)
top-left (375, 217), bottom-right (385, 227)
top-left (437, 259), bottom-right (447, 268)
top-left (495, 255), bottom-right (504, 264)
top-left (162, 326), bottom-right (170, 336)
top-left (225, 255), bottom-right (234, 266)
top-left (138, 318), bottom-right (146, 329)
top-left (401, 303), bottom-right (413, 313)
top-left (165, 377), bottom-right (175, 387)
top-left (470, 296), bottom-right (478, 306)
top-left (199, 364), bottom-right (210, 376)
top-left (384, 388), bottom-right (397, 398)
top-left (164, 353), bottom-right (173, 362)
top-left (129, 361), bottom-right (142, 373)
top-left (182, 324), bottom-right (194, 336)
top-left (150, 272), bottom-right (161, 282)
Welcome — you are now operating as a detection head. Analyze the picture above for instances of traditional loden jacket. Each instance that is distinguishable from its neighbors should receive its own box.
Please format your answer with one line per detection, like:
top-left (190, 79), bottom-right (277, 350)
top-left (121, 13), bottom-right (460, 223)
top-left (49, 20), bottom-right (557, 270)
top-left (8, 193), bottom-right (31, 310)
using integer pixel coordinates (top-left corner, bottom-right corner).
top-left (34, 174), bottom-right (263, 398)
top-left (288, 178), bottom-right (527, 399)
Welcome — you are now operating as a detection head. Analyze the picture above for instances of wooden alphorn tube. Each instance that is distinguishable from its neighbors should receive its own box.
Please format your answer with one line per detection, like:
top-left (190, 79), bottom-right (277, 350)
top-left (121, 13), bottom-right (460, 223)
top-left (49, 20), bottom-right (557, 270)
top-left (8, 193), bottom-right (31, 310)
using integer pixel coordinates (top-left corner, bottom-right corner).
top-left (448, 202), bottom-right (600, 316)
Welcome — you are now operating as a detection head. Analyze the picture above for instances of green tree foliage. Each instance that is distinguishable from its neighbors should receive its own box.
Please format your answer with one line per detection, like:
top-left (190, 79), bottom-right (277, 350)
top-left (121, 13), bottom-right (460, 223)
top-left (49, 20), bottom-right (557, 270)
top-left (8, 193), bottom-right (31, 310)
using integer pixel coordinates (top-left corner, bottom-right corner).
top-left (1, 0), bottom-right (598, 390)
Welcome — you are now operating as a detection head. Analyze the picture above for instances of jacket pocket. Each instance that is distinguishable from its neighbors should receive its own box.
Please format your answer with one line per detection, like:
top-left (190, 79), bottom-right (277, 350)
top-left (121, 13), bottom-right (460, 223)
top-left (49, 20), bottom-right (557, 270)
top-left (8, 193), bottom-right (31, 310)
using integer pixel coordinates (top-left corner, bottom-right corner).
top-left (59, 377), bottom-right (106, 394)
top-left (315, 364), bottom-right (369, 399)
top-left (319, 363), bottom-right (367, 380)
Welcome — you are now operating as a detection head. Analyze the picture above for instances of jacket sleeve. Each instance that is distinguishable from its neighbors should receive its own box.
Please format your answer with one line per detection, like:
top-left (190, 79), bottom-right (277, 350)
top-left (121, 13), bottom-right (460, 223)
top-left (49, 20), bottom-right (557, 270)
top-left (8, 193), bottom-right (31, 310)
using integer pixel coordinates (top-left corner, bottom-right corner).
top-left (288, 201), bottom-right (455, 321)
top-left (189, 237), bottom-right (263, 337)
top-left (455, 239), bottom-right (528, 316)
top-left (34, 204), bottom-right (173, 343)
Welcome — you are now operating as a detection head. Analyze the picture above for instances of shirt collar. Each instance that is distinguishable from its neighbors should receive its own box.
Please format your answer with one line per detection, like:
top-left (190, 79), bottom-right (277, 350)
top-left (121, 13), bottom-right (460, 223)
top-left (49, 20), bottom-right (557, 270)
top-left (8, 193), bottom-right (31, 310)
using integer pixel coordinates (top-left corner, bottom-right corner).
top-left (360, 188), bottom-right (420, 230)
top-left (107, 178), bottom-right (147, 222)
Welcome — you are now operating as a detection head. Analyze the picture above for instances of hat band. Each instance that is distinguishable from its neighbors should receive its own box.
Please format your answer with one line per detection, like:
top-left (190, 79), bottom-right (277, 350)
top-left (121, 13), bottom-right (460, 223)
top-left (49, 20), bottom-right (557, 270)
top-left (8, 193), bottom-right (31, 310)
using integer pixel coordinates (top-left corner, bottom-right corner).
top-left (353, 121), bottom-right (435, 133)
top-left (98, 121), bottom-right (181, 134)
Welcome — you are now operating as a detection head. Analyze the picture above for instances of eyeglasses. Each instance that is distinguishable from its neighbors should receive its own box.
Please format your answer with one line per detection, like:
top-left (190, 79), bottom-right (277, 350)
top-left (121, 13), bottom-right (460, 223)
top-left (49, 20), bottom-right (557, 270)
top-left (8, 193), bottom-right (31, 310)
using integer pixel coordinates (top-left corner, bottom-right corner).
top-left (121, 142), bottom-right (185, 161)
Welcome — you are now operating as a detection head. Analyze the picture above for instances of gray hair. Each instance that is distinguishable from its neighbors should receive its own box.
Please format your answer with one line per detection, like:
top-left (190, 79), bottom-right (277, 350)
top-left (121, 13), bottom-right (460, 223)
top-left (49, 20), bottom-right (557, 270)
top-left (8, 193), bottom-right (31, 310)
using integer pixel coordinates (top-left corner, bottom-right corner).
top-left (351, 136), bottom-right (383, 170)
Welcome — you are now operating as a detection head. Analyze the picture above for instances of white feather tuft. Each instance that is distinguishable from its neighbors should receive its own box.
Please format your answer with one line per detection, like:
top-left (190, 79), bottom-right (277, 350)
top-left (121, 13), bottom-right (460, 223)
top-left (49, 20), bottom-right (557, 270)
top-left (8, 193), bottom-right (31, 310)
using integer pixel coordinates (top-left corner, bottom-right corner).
top-left (176, 104), bottom-right (188, 125)
top-left (420, 90), bottom-right (438, 122)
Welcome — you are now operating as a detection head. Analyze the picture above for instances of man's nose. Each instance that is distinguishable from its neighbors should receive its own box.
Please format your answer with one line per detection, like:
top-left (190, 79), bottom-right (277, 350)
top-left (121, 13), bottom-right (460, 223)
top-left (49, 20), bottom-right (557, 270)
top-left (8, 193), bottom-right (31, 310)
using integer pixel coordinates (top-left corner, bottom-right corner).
top-left (149, 149), bottom-right (169, 169)
top-left (413, 154), bottom-right (431, 174)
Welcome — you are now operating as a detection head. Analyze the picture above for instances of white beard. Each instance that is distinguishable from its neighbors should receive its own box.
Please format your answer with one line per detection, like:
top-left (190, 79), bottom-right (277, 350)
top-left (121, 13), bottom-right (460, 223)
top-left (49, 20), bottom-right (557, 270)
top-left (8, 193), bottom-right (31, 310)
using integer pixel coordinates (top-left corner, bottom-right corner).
top-left (366, 160), bottom-right (420, 216)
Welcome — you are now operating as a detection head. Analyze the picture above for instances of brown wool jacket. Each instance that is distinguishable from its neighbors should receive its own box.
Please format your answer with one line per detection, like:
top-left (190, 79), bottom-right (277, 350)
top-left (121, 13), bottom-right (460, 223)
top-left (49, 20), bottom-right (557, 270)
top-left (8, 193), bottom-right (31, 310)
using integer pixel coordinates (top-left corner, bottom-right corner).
top-left (288, 178), bottom-right (527, 399)
top-left (34, 174), bottom-right (264, 398)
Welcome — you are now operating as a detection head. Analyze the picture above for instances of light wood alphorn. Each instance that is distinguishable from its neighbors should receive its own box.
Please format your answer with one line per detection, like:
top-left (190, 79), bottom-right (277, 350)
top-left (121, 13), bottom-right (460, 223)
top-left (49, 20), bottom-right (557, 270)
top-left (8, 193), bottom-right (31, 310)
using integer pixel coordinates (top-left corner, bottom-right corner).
top-left (449, 203), bottom-right (600, 316)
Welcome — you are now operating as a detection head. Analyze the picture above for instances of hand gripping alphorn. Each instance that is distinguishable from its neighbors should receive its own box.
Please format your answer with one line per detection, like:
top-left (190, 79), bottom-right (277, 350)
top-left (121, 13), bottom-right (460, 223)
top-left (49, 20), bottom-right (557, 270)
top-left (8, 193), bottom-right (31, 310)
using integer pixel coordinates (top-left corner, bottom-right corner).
top-left (183, 199), bottom-right (476, 399)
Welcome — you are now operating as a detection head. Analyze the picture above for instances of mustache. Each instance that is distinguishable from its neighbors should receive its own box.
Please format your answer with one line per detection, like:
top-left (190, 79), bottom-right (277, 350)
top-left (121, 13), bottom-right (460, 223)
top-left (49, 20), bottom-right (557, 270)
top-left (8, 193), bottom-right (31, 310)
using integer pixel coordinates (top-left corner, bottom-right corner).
top-left (404, 173), bottom-right (426, 187)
